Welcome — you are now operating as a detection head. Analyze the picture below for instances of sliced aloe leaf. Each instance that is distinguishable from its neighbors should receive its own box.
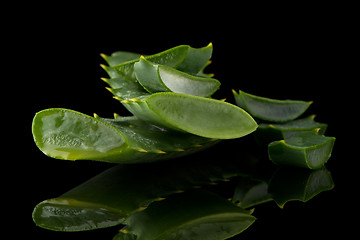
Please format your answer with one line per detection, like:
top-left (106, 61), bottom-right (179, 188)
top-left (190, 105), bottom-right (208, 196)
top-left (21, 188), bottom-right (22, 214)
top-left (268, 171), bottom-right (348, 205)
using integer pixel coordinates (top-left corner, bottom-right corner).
top-left (118, 92), bottom-right (258, 139)
top-left (268, 131), bottom-right (335, 169)
top-left (268, 167), bottom-right (334, 208)
top-left (33, 156), bottom-right (255, 232)
top-left (117, 189), bottom-right (255, 240)
top-left (134, 57), bottom-right (220, 97)
top-left (254, 115), bottom-right (328, 145)
top-left (233, 89), bottom-right (312, 122)
top-left (113, 44), bottom-right (212, 81)
top-left (32, 108), bottom-right (217, 163)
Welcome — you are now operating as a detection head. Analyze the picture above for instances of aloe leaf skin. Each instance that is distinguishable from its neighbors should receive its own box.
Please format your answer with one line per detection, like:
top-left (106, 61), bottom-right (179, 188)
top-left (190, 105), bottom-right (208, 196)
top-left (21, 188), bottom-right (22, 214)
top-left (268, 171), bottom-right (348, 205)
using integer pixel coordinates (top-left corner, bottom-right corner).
top-left (233, 89), bottom-right (312, 122)
top-left (268, 167), bottom-right (334, 208)
top-left (101, 51), bottom-right (143, 67)
top-left (268, 131), bottom-right (335, 169)
top-left (118, 190), bottom-right (255, 240)
top-left (118, 92), bottom-right (258, 139)
top-left (254, 115), bottom-right (328, 145)
top-left (33, 155), bottom-right (256, 232)
top-left (134, 57), bottom-right (221, 97)
top-left (133, 56), bottom-right (171, 93)
top-left (176, 42), bottom-right (213, 75)
top-left (32, 108), bottom-right (218, 163)
top-left (113, 44), bottom-right (212, 81)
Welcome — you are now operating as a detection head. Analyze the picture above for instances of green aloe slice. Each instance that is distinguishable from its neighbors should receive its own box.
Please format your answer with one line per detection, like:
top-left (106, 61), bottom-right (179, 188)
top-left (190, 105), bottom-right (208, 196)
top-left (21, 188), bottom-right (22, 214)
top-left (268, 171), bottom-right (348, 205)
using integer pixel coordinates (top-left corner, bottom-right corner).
top-left (268, 167), bottom-right (334, 208)
top-left (233, 89), bottom-right (312, 122)
top-left (33, 156), bottom-right (253, 232)
top-left (112, 44), bottom-right (212, 80)
top-left (268, 131), bottom-right (335, 169)
top-left (254, 115), bottom-right (328, 145)
top-left (117, 92), bottom-right (258, 139)
top-left (32, 108), bottom-right (217, 163)
top-left (116, 189), bottom-right (255, 240)
top-left (134, 57), bottom-right (220, 97)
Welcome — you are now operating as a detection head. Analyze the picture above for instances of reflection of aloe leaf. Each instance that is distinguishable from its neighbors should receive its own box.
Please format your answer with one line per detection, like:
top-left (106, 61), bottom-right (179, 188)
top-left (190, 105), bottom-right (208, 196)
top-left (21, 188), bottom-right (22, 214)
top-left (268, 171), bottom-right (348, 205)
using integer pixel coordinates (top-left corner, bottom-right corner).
top-left (232, 179), bottom-right (272, 209)
top-left (268, 167), bottom-right (334, 208)
top-left (115, 189), bottom-right (256, 240)
top-left (233, 89), bottom-right (312, 122)
top-left (268, 131), bottom-right (335, 169)
top-left (32, 108), bottom-right (218, 163)
top-left (32, 156), bottom-right (255, 232)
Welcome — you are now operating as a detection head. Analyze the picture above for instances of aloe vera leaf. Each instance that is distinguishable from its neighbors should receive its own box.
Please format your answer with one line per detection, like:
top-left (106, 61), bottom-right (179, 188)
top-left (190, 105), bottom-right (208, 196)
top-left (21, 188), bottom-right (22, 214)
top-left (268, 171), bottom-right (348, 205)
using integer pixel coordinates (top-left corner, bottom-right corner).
top-left (268, 167), bottom-right (334, 208)
top-left (32, 108), bottom-right (218, 163)
top-left (233, 89), bottom-right (312, 122)
top-left (254, 115), bottom-right (328, 145)
top-left (117, 189), bottom-right (255, 240)
top-left (134, 57), bottom-right (221, 97)
top-left (113, 44), bottom-right (212, 81)
top-left (268, 131), bottom-right (335, 169)
top-left (33, 155), bottom-right (255, 232)
top-left (118, 92), bottom-right (258, 139)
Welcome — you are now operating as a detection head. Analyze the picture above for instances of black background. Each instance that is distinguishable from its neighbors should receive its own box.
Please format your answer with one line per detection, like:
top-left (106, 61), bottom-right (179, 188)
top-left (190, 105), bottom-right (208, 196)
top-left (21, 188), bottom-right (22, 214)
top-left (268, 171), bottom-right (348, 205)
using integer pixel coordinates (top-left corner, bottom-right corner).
top-left (5, 5), bottom-right (356, 239)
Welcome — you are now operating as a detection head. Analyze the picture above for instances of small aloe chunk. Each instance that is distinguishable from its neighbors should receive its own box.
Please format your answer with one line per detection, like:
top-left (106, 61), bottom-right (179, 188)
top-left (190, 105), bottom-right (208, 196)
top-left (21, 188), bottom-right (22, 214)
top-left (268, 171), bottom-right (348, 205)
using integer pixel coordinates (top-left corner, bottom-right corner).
top-left (116, 189), bottom-right (255, 240)
top-left (32, 108), bottom-right (217, 163)
top-left (134, 57), bottom-right (220, 97)
top-left (254, 115), bottom-right (328, 145)
top-left (268, 131), bottom-right (335, 169)
top-left (119, 92), bottom-right (258, 139)
top-left (233, 89), bottom-right (312, 122)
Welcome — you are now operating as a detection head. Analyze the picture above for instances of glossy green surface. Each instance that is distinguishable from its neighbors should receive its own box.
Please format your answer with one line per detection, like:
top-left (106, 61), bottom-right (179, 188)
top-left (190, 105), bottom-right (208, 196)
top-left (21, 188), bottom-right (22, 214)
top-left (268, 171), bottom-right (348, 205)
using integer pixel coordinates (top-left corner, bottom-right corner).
top-left (32, 108), bottom-right (217, 163)
top-left (268, 131), bottom-right (335, 169)
top-left (233, 89), bottom-right (312, 122)
top-left (116, 190), bottom-right (255, 240)
top-left (118, 92), bottom-right (258, 139)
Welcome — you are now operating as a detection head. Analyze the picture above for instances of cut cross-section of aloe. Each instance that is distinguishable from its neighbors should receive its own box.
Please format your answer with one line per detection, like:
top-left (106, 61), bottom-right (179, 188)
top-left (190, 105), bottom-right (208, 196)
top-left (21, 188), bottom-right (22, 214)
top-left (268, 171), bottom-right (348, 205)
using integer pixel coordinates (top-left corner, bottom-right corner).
top-left (233, 89), bottom-right (312, 122)
top-left (268, 131), bottom-right (335, 169)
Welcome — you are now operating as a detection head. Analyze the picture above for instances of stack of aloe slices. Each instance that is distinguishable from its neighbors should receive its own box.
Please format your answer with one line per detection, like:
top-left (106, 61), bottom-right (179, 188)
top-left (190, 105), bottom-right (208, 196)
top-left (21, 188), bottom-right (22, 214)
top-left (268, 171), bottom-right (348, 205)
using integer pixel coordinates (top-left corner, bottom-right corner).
top-left (32, 43), bottom-right (336, 239)
top-left (233, 89), bottom-right (335, 169)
